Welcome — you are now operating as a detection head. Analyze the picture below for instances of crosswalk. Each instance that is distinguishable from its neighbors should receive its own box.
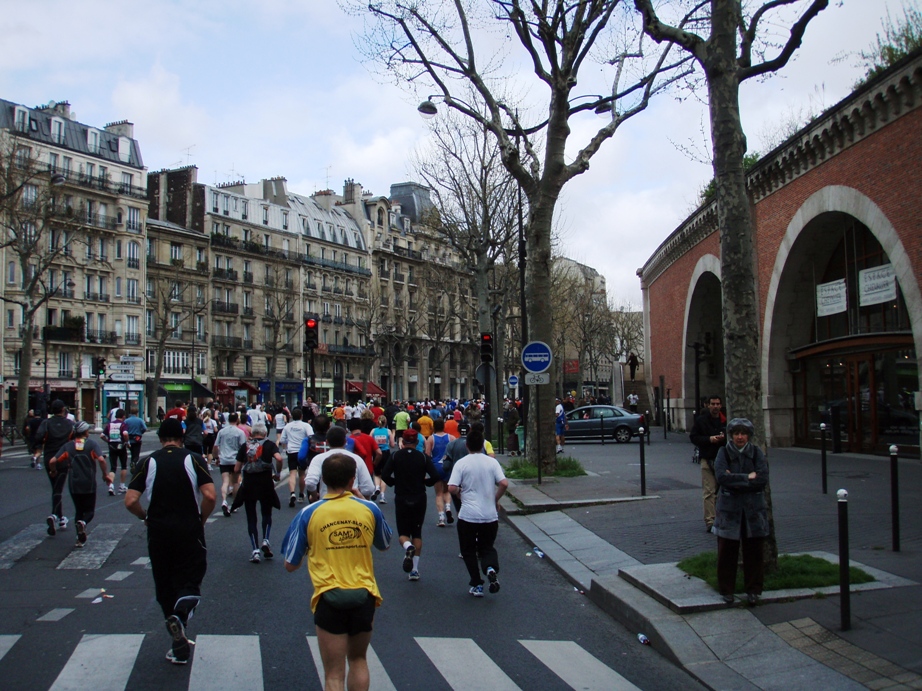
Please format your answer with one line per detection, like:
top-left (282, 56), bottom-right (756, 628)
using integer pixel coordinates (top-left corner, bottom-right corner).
top-left (0, 633), bottom-right (643, 690)
top-left (0, 523), bottom-right (131, 570)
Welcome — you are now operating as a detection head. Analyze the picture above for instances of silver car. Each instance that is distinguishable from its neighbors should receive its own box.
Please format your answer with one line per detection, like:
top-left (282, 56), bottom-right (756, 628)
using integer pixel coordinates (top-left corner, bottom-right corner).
top-left (564, 405), bottom-right (644, 443)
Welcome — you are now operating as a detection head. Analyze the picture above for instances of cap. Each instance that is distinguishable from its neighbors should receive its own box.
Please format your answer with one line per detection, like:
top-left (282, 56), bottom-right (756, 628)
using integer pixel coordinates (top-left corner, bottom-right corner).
top-left (158, 418), bottom-right (185, 439)
top-left (401, 430), bottom-right (419, 446)
top-left (74, 420), bottom-right (92, 434)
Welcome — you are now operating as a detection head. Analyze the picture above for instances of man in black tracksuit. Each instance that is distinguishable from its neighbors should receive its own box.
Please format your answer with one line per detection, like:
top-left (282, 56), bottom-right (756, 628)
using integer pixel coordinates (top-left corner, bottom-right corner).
top-left (36, 399), bottom-right (75, 535)
top-left (125, 419), bottom-right (215, 665)
top-left (689, 396), bottom-right (727, 532)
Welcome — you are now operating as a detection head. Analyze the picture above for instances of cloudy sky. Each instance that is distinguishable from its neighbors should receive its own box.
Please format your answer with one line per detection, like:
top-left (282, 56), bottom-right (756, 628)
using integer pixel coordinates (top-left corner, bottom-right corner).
top-left (0, 0), bottom-right (901, 303)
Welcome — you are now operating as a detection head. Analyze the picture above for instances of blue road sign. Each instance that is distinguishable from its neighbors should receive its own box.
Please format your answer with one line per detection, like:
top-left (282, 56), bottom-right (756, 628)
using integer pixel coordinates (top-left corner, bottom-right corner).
top-left (521, 341), bottom-right (553, 374)
top-left (508, 375), bottom-right (519, 387)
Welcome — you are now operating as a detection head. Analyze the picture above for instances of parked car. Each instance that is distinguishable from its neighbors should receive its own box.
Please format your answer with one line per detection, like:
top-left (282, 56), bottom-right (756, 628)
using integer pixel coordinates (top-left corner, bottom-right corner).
top-left (564, 405), bottom-right (644, 443)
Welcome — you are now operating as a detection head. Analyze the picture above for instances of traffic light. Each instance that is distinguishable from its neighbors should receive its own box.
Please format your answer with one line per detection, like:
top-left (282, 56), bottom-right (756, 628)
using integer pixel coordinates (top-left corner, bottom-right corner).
top-left (95, 357), bottom-right (106, 376)
top-left (480, 332), bottom-right (493, 363)
top-left (304, 318), bottom-right (319, 350)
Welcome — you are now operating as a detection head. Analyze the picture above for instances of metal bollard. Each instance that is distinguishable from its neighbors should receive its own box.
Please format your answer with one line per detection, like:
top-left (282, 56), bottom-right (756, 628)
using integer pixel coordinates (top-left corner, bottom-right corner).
top-left (600, 415), bottom-right (605, 446)
top-left (639, 426), bottom-right (646, 496)
top-left (837, 488), bottom-right (850, 631)
top-left (820, 423), bottom-right (827, 494)
top-left (890, 445), bottom-right (900, 552)
top-left (498, 418), bottom-right (504, 455)
top-left (645, 411), bottom-right (651, 445)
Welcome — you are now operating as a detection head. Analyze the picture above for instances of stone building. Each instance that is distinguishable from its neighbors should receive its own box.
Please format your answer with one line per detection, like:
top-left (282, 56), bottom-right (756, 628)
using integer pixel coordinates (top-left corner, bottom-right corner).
top-left (0, 99), bottom-right (148, 423)
top-left (639, 51), bottom-right (922, 455)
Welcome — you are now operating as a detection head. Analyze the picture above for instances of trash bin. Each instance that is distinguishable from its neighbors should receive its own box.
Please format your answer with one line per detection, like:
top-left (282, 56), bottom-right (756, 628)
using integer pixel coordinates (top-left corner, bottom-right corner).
top-left (515, 425), bottom-right (525, 454)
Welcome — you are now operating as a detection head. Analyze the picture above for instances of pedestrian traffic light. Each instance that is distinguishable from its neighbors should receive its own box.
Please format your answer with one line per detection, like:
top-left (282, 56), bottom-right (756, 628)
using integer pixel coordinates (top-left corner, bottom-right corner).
top-left (95, 357), bottom-right (106, 376)
top-left (480, 332), bottom-right (493, 363)
top-left (304, 318), bottom-right (319, 350)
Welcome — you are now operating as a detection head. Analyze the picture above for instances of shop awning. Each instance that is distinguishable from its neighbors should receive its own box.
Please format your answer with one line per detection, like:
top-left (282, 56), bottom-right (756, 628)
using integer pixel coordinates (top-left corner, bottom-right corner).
top-left (156, 381), bottom-right (215, 398)
top-left (212, 378), bottom-right (260, 396)
top-left (345, 380), bottom-right (386, 396)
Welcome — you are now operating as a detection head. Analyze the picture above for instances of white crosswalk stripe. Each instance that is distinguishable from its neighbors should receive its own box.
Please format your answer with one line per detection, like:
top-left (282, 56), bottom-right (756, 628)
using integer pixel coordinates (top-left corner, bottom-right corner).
top-left (416, 637), bottom-right (521, 691)
top-left (188, 634), bottom-right (264, 691)
top-left (48, 633), bottom-right (143, 691)
top-left (520, 639), bottom-right (641, 690)
top-left (307, 635), bottom-right (396, 691)
top-left (0, 524), bottom-right (48, 569)
top-left (57, 524), bottom-right (131, 570)
top-left (0, 633), bottom-right (638, 690)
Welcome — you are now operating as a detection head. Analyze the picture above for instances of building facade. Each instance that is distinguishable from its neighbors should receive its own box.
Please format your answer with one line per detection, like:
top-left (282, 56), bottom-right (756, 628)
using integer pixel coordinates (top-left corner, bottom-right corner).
top-left (639, 52), bottom-right (922, 456)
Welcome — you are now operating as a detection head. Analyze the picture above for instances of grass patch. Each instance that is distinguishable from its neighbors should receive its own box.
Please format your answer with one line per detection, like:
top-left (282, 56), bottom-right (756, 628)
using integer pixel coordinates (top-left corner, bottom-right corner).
top-left (676, 551), bottom-right (875, 593)
top-left (503, 456), bottom-right (586, 479)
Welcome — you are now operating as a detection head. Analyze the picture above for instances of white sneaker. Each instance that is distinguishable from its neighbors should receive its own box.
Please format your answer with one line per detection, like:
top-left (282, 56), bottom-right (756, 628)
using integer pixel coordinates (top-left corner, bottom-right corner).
top-left (250, 549), bottom-right (261, 564)
top-left (118, 484), bottom-right (128, 494)
top-left (437, 513), bottom-right (446, 527)
top-left (108, 485), bottom-right (116, 496)
top-left (58, 517), bottom-right (69, 530)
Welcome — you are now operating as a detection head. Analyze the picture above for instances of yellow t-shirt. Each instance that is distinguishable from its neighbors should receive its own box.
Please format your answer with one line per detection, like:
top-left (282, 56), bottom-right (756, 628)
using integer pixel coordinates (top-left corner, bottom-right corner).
top-left (418, 415), bottom-right (434, 438)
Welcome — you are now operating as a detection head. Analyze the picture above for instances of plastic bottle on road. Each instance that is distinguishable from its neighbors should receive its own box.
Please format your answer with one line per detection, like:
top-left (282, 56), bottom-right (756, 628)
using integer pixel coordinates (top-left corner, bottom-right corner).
top-left (533, 548), bottom-right (545, 558)
top-left (637, 634), bottom-right (650, 645)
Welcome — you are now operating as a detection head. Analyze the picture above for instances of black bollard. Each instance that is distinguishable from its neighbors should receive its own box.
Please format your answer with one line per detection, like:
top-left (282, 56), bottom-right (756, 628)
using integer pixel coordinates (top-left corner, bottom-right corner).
top-left (837, 488), bottom-right (851, 631)
top-left (639, 426), bottom-right (646, 496)
top-left (820, 423), bottom-right (828, 495)
top-left (497, 418), bottom-right (504, 455)
top-left (600, 414), bottom-right (605, 446)
top-left (646, 411), bottom-right (651, 446)
top-left (890, 445), bottom-right (900, 552)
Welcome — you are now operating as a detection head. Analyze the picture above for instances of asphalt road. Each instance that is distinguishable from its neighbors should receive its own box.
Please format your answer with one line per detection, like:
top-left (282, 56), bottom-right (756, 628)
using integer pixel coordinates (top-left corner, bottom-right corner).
top-left (0, 433), bottom-right (702, 690)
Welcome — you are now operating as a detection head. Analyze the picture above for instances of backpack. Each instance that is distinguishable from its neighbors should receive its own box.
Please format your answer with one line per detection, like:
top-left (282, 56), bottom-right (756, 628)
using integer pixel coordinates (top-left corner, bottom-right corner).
top-left (242, 438), bottom-right (273, 474)
top-left (106, 420), bottom-right (126, 449)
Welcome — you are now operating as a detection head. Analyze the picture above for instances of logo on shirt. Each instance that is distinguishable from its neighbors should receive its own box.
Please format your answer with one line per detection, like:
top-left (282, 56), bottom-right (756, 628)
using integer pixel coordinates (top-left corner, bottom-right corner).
top-left (329, 526), bottom-right (362, 545)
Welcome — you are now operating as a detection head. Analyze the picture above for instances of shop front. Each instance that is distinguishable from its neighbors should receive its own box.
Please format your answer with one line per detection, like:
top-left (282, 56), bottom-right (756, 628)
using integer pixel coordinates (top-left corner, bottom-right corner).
top-left (212, 378), bottom-right (259, 410)
top-left (102, 382), bottom-right (146, 420)
top-left (258, 379), bottom-right (304, 408)
top-left (8, 380), bottom-right (77, 421)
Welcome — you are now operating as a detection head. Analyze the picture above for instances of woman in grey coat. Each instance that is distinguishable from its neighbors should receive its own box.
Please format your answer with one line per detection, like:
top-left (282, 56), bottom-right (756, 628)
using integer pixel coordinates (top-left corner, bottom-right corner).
top-left (714, 418), bottom-right (769, 605)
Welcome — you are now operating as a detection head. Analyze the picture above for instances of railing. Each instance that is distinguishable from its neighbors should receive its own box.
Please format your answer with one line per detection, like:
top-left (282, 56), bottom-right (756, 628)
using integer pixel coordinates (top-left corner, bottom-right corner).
top-left (282, 312), bottom-right (295, 322)
top-left (85, 213), bottom-right (117, 230)
top-left (305, 282), bottom-right (317, 290)
top-left (126, 295), bottom-right (142, 304)
top-left (301, 254), bottom-right (372, 276)
top-left (125, 220), bottom-right (143, 233)
top-left (43, 326), bottom-right (79, 341)
top-left (57, 369), bottom-right (74, 378)
top-left (321, 285), bottom-right (332, 293)
top-left (124, 333), bottom-right (142, 345)
top-left (85, 329), bottom-right (118, 344)
top-left (212, 335), bottom-right (242, 349)
top-left (213, 268), bottom-right (239, 281)
top-left (264, 276), bottom-right (276, 287)
top-left (210, 233), bottom-right (239, 249)
top-left (393, 271), bottom-right (405, 282)
top-left (243, 272), bottom-right (254, 284)
top-left (328, 344), bottom-right (374, 356)
top-left (84, 292), bottom-right (110, 303)
top-left (58, 287), bottom-right (76, 299)
top-left (333, 316), bottom-right (344, 325)
top-left (243, 307), bottom-right (254, 317)
top-left (321, 314), bottom-right (333, 323)
top-left (213, 301), bottom-right (239, 315)
top-left (127, 257), bottom-right (140, 269)
top-left (243, 339), bottom-right (254, 350)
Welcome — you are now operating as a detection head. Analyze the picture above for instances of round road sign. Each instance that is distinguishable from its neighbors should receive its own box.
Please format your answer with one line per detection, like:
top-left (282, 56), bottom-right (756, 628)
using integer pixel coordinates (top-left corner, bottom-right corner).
top-left (508, 375), bottom-right (519, 387)
top-left (521, 341), bottom-right (553, 374)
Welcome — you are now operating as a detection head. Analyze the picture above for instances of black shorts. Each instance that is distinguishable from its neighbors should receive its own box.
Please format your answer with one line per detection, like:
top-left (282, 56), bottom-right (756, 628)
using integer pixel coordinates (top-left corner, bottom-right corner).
top-left (287, 452), bottom-right (305, 472)
top-left (219, 464), bottom-right (237, 475)
top-left (109, 446), bottom-right (128, 471)
top-left (314, 592), bottom-right (376, 636)
top-left (394, 494), bottom-right (427, 539)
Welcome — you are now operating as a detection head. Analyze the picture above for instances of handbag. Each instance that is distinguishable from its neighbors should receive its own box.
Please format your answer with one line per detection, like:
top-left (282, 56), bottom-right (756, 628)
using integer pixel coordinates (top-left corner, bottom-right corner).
top-left (322, 588), bottom-right (370, 609)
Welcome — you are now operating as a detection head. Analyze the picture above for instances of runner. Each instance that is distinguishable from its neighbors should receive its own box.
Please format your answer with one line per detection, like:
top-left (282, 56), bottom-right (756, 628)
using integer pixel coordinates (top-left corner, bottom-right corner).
top-left (233, 424), bottom-right (283, 563)
top-left (201, 410), bottom-right (218, 464)
top-left (371, 415), bottom-right (394, 504)
top-left (304, 426), bottom-right (376, 500)
top-left (380, 429), bottom-right (440, 581)
top-left (279, 408), bottom-right (313, 507)
top-left (281, 454), bottom-right (391, 691)
top-left (103, 408), bottom-right (130, 495)
top-left (447, 425), bottom-right (508, 597)
top-left (124, 407), bottom-right (147, 475)
top-left (429, 418), bottom-right (456, 527)
top-left (213, 412), bottom-right (247, 517)
top-left (47, 421), bottom-right (110, 547)
top-left (36, 399), bottom-right (76, 535)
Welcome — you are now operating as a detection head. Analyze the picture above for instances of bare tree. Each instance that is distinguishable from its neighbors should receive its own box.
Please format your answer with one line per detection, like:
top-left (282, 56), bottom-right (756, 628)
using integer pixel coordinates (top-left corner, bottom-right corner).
top-left (0, 136), bottom-right (81, 427)
top-left (351, 0), bottom-right (692, 472)
top-left (261, 263), bottom-right (301, 401)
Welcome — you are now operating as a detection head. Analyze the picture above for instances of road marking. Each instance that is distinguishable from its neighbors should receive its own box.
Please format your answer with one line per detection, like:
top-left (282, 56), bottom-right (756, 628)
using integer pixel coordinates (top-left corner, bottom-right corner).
top-left (57, 524), bottom-right (130, 570)
top-left (0, 524), bottom-right (48, 569)
top-left (307, 636), bottom-right (395, 690)
top-left (0, 634), bottom-right (19, 661)
top-left (37, 608), bottom-right (74, 622)
top-left (48, 633), bottom-right (143, 691)
top-left (189, 635), bottom-right (264, 690)
top-left (75, 588), bottom-right (104, 599)
top-left (130, 557), bottom-right (149, 565)
top-left (105, 571), bottom-right (133, 581)
top-left (519, 640), bottom-right (640, 690)
top-left (416, 637), bottom-right (520, 691)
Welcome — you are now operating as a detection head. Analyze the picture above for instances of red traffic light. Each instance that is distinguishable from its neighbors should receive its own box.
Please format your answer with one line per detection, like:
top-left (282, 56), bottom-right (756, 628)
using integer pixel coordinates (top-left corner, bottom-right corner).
top-left (482, 333), bottom-right (492, 342)
top-left (306, 318), bottom-right (317, 329)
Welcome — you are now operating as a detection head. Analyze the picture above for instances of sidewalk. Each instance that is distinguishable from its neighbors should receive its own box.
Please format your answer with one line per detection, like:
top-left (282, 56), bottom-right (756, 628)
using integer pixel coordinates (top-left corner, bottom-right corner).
top-left (499, 433), bottom-right (922, 690)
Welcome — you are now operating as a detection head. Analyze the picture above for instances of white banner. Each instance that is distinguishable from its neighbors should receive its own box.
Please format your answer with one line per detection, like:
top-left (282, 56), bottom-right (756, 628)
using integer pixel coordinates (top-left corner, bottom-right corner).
top-left (859, 263), bottom-right (896, 307)
top-left (816, 278), bottom-right (847, 317)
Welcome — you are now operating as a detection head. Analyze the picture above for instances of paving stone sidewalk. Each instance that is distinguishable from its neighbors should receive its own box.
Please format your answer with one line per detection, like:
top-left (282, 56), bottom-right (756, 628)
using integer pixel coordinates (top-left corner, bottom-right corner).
top-left (499, 433), bottom-right (922, 690)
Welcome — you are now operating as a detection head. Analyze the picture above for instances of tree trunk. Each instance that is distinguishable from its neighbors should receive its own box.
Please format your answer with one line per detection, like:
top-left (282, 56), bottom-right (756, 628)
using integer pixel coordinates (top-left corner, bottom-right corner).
top-left (707, 0), bottom-right (776, 569)
top-left (15, 318), bottom-right (36, 429)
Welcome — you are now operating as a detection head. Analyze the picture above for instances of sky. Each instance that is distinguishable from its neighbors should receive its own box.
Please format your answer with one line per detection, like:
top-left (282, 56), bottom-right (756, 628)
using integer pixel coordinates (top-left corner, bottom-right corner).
top-left (0, 0), bottom-right (902, 305)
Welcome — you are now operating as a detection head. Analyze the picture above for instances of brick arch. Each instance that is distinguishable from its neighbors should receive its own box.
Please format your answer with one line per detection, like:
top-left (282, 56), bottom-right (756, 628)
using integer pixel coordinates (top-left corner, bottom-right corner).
top-left (762, 185), bottom-right (922, 444)
top-left (681, 254), bottom-right (722, 426)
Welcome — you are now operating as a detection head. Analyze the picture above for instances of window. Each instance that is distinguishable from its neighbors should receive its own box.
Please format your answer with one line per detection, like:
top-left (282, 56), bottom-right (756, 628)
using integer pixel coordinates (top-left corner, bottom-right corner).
top-left (146, 238), bottom-right (154, 258)
top-left (170, 243), bottom-right (182, 261)
top-left (22, 184), bottom-right (37, 208)
top-left (115, 276), bottom-right (122, 297)
top-left (146, 279), bottom-right (154, 299)
top-left (58, 352), bottom-right (72, 378)
top-left (98, 165), bottom-right (107, 182)
top-left (127, 278), bottom-right (138, 301)
top-left (146, 310), bottom-right (154, 335)
top-left (62, 156), bottom-right (72, 174)
top-left (121, 172), bottom-right (133, 191)
top-left (98, 237), bottom-right (107, 261)
top-left (126, 207), bottom-right (141, 232)
top-left (170, 312), bottom-right (181, 338)
top-left (242, 201), bottom-right (248, 220)
top-left (14, 107), bottom-right (28, 133)
top-left (212, 221), bottom-right (220, 235)
top-left (196, 315), bottom-right (205, 339)
top-left (127, 315), bottom-right (139, 337)
top-left (15, 146), bottom-right (30, 169)
top-left (282, 212), bottom-right (288, 230)
top-left (262, 207), bottom-right (269, 225)
top-left (48, 152), bottom-right (59, 172)
top-left (263, 233), bottom-right (270, 248)
top-left (87, 129), bottom-right (99, 153)
top-left (115, 239), bottom-right (123, 259)
top-left (223, 195), bottom-right (229, 215)
top-left (49, 118), bottom-right (64, 143)
top-left (196, 247), bottom-right (205, 263)
top-left (118, 136), bottom-right (131, 163)
top-left (6, 310), bottom-right (13, 328)
top-left (212, 191), bottom-right (219, 212)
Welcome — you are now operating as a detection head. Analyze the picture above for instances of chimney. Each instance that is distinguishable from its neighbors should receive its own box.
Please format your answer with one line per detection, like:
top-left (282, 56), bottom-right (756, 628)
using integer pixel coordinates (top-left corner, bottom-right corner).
top-left (105, 119), bottom-right (134, 138)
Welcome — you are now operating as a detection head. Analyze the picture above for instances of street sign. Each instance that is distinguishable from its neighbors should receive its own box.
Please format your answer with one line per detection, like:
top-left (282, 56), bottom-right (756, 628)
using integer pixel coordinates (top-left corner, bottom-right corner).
top-left (474, 362), bottom-right (496, 389)
top-left (524, 372), bottom-right (550, 385)
top-left (508, 375), bottom-right (519, 387)
top-left (109, 373), bottom-right (136, 381)
top-left (521, 341), bottom-right (553, 374)
top-left (120, 356), bottom-right (144, 363)
top-left (108, 364), bottom-right (136, 372)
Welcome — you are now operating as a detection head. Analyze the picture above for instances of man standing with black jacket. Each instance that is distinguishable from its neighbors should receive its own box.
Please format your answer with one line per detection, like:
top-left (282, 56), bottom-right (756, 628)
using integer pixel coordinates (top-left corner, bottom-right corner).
top-left (689, 396), bottom-right (726, 533)
top-left (36, 400), bottom-right (75, 535)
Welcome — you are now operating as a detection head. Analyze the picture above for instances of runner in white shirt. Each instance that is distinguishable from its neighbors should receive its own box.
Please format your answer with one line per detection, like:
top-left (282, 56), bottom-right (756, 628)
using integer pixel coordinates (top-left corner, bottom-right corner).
top-left (304, 426), bottom-right (375, 499)
top-left (278, 409), bottom-right (314, 507)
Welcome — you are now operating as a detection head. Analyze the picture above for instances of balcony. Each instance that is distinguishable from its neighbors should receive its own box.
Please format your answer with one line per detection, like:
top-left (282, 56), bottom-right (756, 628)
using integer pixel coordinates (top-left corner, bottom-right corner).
top-left (333, 316), bottom-right (344, 325)
top-left (328, 344), bottom-right (374, 356)
top-left (196, 261), bottom-right (209, 272)
top-left (213, 301), bottom-right (239, 315)
top-left (242, 306), bottom-right (255, 317)
top-left (57, 369), bottom-right (74, 378)
top-left (85, 213), bottom-right (117, 230)
top-left (333, 287), bottom-right (343, 294)
top-left (321, 314), bottom-right (333, 323)
top-left (243, 271), bottom-right (254, 284)
top-left (393, 271), bottom-right (405, 283)
top-left (84, 292), bottom-right (111, 303)
top-left (210, 233), bottom-right (239, 249)
top-left (305, 281), bottom-right (317, 290)
top-left (301, 254), bottom-right (372, 277)
top-left (264, 276), bottom-right (276, 288)
top-left (243, 339), bottom-right (254, 350)
top-left (213, 268), bottom-right (239, 282)
top-left (43, 326), bottom-right (80, 341)
top-left (282, 312), bottom-right (295, 322)
top-left (321, 285), bottom-right (332, 293)
top-left (124, 333), bottom-right (142, 345)
top-left (85, 329), bottom-right (118, 344)
top-left (125, 220), bottom-right (143, 233)
top-left (127, 257), bottom-right (140, 269)
top-left (126, 295), bottom-right (142, 304)
top-left (212, 335), bottom-right (243, 349)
